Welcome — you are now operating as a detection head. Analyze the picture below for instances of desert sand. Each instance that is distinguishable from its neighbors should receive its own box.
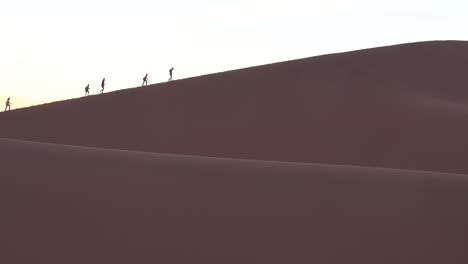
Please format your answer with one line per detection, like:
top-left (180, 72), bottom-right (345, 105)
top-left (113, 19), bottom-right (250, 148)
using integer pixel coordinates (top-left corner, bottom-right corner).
top-left (1, 41), bottom-right (468, 263)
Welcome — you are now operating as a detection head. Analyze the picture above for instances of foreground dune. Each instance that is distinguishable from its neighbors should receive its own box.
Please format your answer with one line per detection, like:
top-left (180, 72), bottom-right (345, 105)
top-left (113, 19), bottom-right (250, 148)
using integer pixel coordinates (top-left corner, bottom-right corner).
top-left (1, 138), bottom-right (468, 263)
top-left (1, 41), bottom-right (468, 174)
top-left (2, 41), bottom-right (468, 263)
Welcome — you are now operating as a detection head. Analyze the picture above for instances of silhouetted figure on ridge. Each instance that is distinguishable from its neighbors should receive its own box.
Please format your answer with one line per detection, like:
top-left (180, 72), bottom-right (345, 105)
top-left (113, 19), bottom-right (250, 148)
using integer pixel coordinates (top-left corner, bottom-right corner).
top-left (142, 74), bottom-right (149, 86)
top-left (5, 97), bottom-right (12, 111)
top-left (85, 84), bottom-right (90, 96)
top-left (168, 67), bottom-right (174, 81)
top-left (100, 78), bottom-right (106, 93)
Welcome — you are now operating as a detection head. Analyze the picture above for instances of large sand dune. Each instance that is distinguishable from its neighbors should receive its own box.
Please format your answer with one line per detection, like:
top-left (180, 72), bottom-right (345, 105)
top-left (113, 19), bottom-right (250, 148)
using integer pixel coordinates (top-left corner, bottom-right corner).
top-left (1, 41), bottom-right (468, 263)
top-left (1, 41), bottom-right (468, 173)
top-left (2, 138), bottom-right (468, 263)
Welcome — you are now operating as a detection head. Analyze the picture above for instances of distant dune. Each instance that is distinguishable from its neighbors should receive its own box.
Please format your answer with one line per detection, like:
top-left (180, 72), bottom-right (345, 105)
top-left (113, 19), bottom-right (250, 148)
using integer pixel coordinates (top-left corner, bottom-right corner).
top-left (1, 41), bottom-right (468, 263)
top-left (1, 41), bottom-right (468, 174)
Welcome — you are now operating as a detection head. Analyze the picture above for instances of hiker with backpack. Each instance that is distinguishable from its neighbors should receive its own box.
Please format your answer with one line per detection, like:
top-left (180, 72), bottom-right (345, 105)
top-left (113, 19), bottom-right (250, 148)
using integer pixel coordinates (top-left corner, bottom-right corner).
top-left (5, 97), bottom-right (12, 111)
top-left (85, 84), bottom-right (90, 96)
top-left (142, 74), bottom-right (149, 86)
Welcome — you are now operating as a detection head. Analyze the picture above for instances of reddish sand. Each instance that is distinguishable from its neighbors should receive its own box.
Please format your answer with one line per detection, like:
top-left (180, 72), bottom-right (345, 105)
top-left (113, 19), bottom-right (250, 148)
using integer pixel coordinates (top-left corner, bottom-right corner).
top-left (1, 138), bottom-right (468, 263)
top-left (1, 41), bottom-right (468, 174)
top-left (1, 41), bottom-right (468, 263)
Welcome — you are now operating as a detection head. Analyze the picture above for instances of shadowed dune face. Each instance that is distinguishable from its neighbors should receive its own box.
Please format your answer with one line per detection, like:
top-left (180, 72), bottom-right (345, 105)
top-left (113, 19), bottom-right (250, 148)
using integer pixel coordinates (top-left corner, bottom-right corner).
top-left (1, 139), bottom-right (468, 264)
top-left (2, 41), bottom-right (468, 263)
top-left (1, 41), bottom-right (468, 174)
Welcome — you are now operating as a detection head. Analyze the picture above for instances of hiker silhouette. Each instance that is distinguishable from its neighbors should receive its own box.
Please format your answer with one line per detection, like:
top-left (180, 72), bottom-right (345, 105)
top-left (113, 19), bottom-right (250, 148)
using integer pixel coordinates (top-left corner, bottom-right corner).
top-left (5, 97), bottom-right (12, 111)
top-left (168, 67), bottom-right (174, 81)
top-left (142, 74), bottom-right (149, 86)
top-left (100, 78), bottom-right (106, 93)
top-left (85, 84), bottom-right (90, 96)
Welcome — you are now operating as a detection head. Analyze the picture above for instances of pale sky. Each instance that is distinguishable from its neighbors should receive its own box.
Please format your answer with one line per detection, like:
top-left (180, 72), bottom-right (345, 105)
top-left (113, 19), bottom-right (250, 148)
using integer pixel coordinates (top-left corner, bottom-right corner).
top-left (1, 0), bottom-right (467, 108)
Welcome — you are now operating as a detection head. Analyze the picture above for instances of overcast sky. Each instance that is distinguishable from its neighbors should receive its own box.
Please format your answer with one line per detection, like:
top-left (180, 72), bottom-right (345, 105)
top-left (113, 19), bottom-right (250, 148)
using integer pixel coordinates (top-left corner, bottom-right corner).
top-left (1, 0), bottom-right (467, 108)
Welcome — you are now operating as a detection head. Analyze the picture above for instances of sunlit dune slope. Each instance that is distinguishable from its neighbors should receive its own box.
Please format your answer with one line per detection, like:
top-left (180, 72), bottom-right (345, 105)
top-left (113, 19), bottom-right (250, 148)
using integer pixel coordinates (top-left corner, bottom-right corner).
top-left (1, 41), bottom-right (468, 173)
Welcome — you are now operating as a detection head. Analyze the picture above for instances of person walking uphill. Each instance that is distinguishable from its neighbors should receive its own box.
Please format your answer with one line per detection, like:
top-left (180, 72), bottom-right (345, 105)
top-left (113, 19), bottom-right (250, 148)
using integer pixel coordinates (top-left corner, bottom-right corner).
top-left (5, 97), bottom-right (12, 111)
top-left (168, 67), bottom-right (174, 81)
top-left (142, 74), bottom-right (149, 86)
top-left (100, 78), bottom-right (106, 93)
top-left (85, 84), bottom-right (90, 96)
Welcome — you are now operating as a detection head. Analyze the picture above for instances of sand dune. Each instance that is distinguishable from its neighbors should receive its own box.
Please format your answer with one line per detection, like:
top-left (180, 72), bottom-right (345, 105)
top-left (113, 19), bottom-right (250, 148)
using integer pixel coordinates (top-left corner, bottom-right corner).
top-left (2, 41), bottom-right (468, 263)
top-left (1, 41), bottom-right (468, 174)
top-left (1, 138), bottom-right (468, 263)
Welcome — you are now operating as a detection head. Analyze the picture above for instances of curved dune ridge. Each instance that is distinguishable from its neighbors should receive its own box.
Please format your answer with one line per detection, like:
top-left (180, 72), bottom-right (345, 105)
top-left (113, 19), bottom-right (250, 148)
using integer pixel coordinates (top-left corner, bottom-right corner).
top-left (2, 41), bottom-right (468, 263)
top-left (1, 138), bottom-right (468, 263)
top-left (1, 41), bottom-right (468, 173)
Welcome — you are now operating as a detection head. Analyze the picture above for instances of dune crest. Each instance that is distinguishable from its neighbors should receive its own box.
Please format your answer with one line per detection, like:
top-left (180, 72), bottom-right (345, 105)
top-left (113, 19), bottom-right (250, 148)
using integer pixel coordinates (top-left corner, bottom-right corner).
top-left (1, 41), bottom-right (468, 174)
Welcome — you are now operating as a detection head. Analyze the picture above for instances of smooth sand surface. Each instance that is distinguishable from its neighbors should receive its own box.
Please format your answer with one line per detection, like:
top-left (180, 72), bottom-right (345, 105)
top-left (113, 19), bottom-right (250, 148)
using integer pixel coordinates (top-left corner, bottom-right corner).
top-left (1, 41), bottom-right (468, 263)
top-left (1, 41), bottom-right (468, 174)
top-left (1, 138), bottom-right (468, 263)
